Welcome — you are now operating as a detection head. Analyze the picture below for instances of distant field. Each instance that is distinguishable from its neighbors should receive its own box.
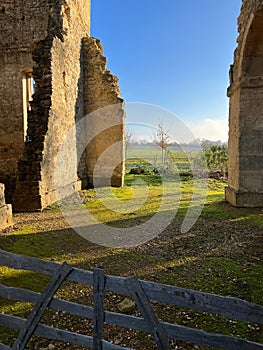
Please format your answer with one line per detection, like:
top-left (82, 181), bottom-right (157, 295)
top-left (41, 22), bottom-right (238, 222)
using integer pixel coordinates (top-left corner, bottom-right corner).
top-left (127, 144), bottom-right (163, 159)
top-left (127, 144), bottom-right (200, 158)
top-left (126, 144), bottom-right (203, 172)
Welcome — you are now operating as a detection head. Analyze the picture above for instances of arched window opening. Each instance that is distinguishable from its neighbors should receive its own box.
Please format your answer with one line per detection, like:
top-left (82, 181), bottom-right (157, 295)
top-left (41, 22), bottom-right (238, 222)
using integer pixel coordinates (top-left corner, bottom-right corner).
top-left (22, 69), bottom-right (34, 140)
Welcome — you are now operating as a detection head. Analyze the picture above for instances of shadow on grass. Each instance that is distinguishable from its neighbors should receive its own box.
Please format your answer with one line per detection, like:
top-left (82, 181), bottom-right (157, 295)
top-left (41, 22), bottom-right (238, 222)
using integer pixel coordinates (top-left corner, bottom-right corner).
top-left (0, 177), bottom-right (262, 349)
top-left (0, 206), bottom-right (262, 348)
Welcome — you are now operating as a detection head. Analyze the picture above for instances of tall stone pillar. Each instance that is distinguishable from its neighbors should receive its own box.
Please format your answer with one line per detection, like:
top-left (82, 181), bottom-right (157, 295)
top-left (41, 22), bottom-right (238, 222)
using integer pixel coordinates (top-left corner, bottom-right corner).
top-left (225, 0), bottom-right (263, 207)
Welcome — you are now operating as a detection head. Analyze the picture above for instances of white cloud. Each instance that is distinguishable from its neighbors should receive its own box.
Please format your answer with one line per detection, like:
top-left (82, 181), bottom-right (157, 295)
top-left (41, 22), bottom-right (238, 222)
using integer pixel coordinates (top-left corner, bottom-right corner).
top-left (187, 118), bottom-right (228, 142)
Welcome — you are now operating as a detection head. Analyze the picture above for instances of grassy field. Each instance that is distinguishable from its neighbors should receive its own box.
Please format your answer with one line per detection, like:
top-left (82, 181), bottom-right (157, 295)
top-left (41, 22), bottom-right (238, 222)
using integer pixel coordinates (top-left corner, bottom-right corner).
top-left (127, 144), bottom-right (201, 160)
top-left (0, 175), bottom-right (262, 349)
top-left (126, 144), bottom-right (206, 175)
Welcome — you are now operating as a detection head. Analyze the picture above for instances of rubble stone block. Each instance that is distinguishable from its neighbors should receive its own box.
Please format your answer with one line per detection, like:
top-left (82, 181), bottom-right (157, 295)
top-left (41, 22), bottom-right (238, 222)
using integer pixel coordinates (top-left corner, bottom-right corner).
top-left (0, 184), bottom-right (12, 230)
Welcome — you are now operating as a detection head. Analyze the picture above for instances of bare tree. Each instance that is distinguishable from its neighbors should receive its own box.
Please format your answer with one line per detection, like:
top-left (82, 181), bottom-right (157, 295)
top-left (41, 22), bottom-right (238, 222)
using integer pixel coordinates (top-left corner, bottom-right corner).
top-left (153, 122), bottom-right (172, 166)
top-left (125, 127), bottom-right (134, 157)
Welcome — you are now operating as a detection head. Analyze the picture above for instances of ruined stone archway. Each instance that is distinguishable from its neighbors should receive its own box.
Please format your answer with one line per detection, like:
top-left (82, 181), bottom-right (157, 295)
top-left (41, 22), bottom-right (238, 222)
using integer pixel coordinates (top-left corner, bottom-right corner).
top-left (225, 0), bottom-right (263, 207)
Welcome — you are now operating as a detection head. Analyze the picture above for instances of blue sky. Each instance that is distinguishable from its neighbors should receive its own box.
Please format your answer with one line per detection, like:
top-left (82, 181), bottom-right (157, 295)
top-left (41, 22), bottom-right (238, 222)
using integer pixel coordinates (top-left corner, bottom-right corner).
top-left (91, 0), bottom-right (242, 142)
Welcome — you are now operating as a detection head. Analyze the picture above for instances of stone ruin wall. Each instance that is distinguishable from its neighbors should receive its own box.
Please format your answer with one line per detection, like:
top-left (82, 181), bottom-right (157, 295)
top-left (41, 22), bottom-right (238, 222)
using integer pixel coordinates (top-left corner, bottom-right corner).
top-left (0, 184), bottom-right (12, 231)
top-left (82, 37), bottom-right (125, 188)
top-left (14, 0), bottom-right (91, 210)
top-left (226, 0), bottom-right (263, 207)
top-left (0, 0), bottom-right (125, 211)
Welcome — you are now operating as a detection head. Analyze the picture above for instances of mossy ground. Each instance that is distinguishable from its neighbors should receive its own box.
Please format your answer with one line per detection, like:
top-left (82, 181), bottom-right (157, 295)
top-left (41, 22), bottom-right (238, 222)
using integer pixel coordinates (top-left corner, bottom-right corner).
top-left (0, 177), bottom-right (262, 349)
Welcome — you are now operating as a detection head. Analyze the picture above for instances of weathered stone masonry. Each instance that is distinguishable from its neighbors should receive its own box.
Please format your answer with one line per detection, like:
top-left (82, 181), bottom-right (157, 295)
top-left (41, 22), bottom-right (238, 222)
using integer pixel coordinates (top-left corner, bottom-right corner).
top-left (226, 0), bottom-right (263, 207)
top-left (0, 0), bottom-right (51, 203)
top-left (0, 184), bottom-right (12, 230)
top-left (82, 38), bottom-right (125, 188)
top-left (0, 0), bottom-right (125, 211)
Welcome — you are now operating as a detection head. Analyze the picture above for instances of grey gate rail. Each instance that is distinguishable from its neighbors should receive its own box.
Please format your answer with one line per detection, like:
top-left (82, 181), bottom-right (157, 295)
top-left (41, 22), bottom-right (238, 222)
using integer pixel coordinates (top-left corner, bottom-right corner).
top-left (0, 250), bottom-right (262, 350)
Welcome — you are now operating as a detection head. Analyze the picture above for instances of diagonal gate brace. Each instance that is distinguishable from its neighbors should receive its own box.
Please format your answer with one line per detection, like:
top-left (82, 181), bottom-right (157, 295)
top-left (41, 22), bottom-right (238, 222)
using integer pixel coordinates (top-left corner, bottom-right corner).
top-left (12, 262), bottom-right (73, 350)
top-left (126, 276), bottom-right (171, 350)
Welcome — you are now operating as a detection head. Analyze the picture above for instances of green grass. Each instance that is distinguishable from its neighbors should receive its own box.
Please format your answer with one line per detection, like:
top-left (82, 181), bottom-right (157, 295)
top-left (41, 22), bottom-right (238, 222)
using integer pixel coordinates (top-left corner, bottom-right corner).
top-left (0, 176), bottom-right (262, 349)
top-left (126, 146), bottom-right (200, 175)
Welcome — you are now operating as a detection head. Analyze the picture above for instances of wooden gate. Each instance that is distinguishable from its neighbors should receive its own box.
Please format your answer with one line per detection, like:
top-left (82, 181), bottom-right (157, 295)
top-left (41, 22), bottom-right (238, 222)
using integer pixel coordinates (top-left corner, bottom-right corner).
top-left (0, 250), bottom-right (262, 350)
